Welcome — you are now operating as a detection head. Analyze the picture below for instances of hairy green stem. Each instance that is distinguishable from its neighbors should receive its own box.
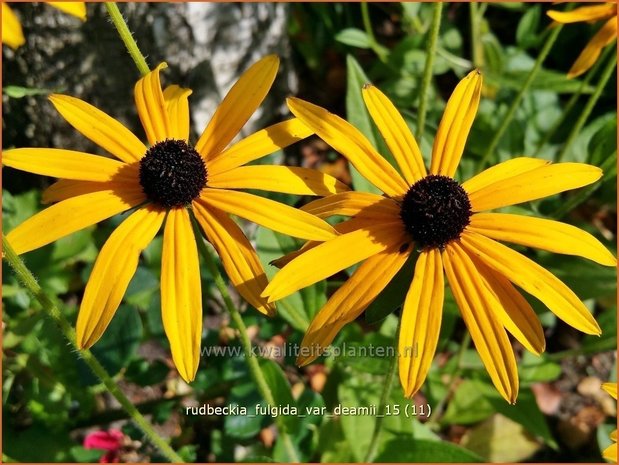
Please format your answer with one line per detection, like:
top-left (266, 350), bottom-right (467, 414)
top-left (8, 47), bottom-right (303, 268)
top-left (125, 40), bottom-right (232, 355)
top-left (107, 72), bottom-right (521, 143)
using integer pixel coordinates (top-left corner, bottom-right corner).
top-left (189, 216), bottom-right (300, 463)
top-left (105, 2), bottom-right (150, 76)
top-left (416, 2), bottom-right (443, 142)
top-left (478, 24), bottom-right (563, 170)
top-left (469, 2), bottom-right (484, 68)
top-left (363, 320), bottom-right (400, 462)
top-left (557, 48), bottom-right (617, 162)
top-left (361, 2), bottom-right (388, 62)
top-left (2, 236), bottom-right (183, 463)
top-left (533, 45), bottom-right (613, 157)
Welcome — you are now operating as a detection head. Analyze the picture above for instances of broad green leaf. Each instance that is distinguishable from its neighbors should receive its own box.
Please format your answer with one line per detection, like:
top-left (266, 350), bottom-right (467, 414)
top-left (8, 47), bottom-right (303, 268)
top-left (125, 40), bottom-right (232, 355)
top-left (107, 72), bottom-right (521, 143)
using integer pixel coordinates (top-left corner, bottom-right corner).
top-left (516, 5), bottom-right (541, 48)
top-left (336, 28), bottom-right (372, 49)
top-left (258, 358), bottom-right (298, 433)
top-left (375, 438), bottom-right (483, 462)
top-left (441, 379), bottom-right (495, 425)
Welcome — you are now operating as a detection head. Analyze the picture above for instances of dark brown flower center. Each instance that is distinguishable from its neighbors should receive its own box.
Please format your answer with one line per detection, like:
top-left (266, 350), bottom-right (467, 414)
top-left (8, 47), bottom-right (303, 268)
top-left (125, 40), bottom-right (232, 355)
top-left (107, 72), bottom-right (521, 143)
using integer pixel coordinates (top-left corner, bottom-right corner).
top-left (139, 139), bottom-right (207, 208)
top-left (400, 174), bottom-right (471, 250)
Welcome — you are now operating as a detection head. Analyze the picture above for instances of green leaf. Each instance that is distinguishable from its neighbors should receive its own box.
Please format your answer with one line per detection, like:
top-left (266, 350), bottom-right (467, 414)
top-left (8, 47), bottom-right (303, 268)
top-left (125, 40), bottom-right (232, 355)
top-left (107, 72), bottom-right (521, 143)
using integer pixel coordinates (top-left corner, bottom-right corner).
top-left (259, 359), bottom-right (297, 433)
top-left (375, 438), bottom-right (483, 462)
top-left (3, 85), bottom-right (58, 99)
top-left (224, 382), bottom-right (266, 439)
top-left (516, 5), bottom-right (541, 48)
top-left (441, 380), bottom-right (495, 425)
top-left (519, 352), bottom-right (562, 383)
top-left (336, 28), bottom-right (372, 49)
top-left (70, 446), bottom-right (106, 463)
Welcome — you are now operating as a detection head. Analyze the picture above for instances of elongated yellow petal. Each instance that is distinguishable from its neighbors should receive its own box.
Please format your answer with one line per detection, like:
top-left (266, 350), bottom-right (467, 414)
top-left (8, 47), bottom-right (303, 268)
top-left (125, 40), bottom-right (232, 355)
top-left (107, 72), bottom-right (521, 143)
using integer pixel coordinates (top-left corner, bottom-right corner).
top-left (468, 162), bottom-right (602, 212)
top-left (161, 208), bottom-right (202, 383)
top-left (430, 70), bottom-right (482, 177)
top-left (547, 4), bottom-right (616, 24)
top-left (3, 148), bottom-right (126, 181)
top-left (2, 4), bottom-right (25, 49)
top-left (162, 85), bottom-right (192, 141)
top-left (42, 164), bottom-right (141, 203)
top-left (399, 248), bottom-right (444, 398)
top-left (362, 84), bottom-right (426, 184)
top-left (298, 240), bottom-right (411, 366)
top-left (300, 191), bottom-right (401, 220)
top-left (443, 242), bottom-right (519, 404)
top-left (208, 118), bottom-right (313, 174)
top-left (77, 206), bottom-right (164, 348)
top-left (467, 250), bottom-right (546, 355)
top-left (461, 231), bottom-right (601, 335)
top-left (7, 188), bottom-right (146, 255)
top-left (603, 442), bottom-right (617, 462)
top-left (193, 201), bottom-right (275, 316)
top-left (568, 17), bottom-right (617, 78)
top-left (207, 165), bottom-right (350, 196)
top-left (196, 55), bottom-right (279, 160)
top-left (48, 2), bottom-right (87, 20)
top-left (469, 213), bottom-right (616, 266)
top-left (198, 189), bottom-right (337, 241)
top-left (462, 157), bottom-right (550, 195)
top-left (263, 224), bottom-right (405, 302)
top-left (287, 97), bottom-right (409, 197)
top-left (602, 382), bottom-right (617, 399)
top-left (49, 94), bottom-right (146, 163)
top-left (135, 63), bottom-right (170, 145)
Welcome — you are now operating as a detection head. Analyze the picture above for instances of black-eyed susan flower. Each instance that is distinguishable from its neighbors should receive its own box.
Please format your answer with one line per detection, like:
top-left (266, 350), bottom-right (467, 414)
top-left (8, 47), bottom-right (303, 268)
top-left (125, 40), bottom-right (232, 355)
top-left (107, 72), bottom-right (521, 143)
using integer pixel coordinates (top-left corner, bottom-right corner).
top-left (3, 55), bottom-right (345, 382)
top-left (262, 70), bottom-right (616, 403)
top-left (547, 3), bottom-right (617, 78)
top-left (603, 382), bottom-right (617, 462)
top-left (2, 2), bottom-right (86, 49)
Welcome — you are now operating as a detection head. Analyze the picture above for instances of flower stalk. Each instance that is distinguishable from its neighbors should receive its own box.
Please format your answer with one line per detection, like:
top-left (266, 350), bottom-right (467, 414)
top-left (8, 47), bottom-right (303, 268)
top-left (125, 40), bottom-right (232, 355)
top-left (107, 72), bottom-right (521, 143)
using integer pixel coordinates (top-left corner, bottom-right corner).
top-left (105, 2), bottom-right (150, 77)
top-left (2, 235), bottom-right (184, 463)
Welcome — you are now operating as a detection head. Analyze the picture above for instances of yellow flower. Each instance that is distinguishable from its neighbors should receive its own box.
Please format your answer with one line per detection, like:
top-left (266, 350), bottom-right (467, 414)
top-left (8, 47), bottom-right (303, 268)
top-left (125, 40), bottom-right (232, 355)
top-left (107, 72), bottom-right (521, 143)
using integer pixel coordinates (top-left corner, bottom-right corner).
top-left (263, 70), bottom-right (616, 404)
top-left (3, 56), bottom-right (345, 382)
top-left (2, 2), bottom-right (86, 49)
top-left (547, 3), bottom-right (617, 78)
top-left (603, 382), bottom-right (617, 462)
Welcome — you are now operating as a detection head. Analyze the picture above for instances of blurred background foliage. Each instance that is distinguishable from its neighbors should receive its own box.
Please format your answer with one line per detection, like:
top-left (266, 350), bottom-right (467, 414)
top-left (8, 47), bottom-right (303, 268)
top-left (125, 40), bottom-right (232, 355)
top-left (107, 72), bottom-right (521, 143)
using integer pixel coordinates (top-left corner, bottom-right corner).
top-left (2, 2), bottom-right (617, 463)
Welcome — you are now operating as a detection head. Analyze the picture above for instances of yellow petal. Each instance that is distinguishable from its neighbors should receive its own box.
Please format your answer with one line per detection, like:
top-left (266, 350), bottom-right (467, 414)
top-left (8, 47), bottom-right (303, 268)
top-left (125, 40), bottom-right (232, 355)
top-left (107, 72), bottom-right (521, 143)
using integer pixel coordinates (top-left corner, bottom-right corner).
top-left (602, 382), bottom-right (617, 399)
top-left (568, 17), bottom-right (617, 78)
top-left (2, 4), bottom-right (25, 49)
top-left (362, 84), bottom-right (426, 184)
top-left (161, 208), bottom-right (202, 383)
top-left (42, 164), bottom-right (141, 204)
top-left (547, 4), bottom-right (616, 24)
top-left (163, 85), bottom-right (192, 141)
top-left (48, 2), bottom-right (87, 20)
top-left (469, 213), bottom-right (616, 266)
top-left (300, 191), bottom-right (400, 220)
top-left (196, 55), bottom-right (279, 160)
top-left (468, 162), bottom-right (602, 212)
top-left (430, 70), bottom-right (482, 177)
top-left (467, 249), bottom-right (546, 355)
top-left (3, 148), bottom-right (127, 181)
top-left (6, 188), bottom-right (146, 255)
top-left (198, 189), bottom-right (337, 241)
top-left (298, 240), bottom-right (410, 366)
top-left (207, 165), bottom-right (350, 196)
top-left (287, 97), bottom-right (409, 197)
top-left (193, 201), bottom-right (275, 316)
top-left (461, 231), bottom-right (601, 335)
top-left (263, 224), bottom-right (406, 302)
top-left (462, 157), bottom-right (550, 196)
top-left (399, 248), bottom-right (444, 398)
top-left (603, 442), bottom-right (617, 463)
top-left (208, 118), bottom-right (313, 174)
top-left (49, 94), bottom-right (146, 163)
top-left (135, 63), bottom-right (170, 145)
top-left (77, 206), bottom-right (164, 348)
top-left (443, 242), bottom-right (519, 404)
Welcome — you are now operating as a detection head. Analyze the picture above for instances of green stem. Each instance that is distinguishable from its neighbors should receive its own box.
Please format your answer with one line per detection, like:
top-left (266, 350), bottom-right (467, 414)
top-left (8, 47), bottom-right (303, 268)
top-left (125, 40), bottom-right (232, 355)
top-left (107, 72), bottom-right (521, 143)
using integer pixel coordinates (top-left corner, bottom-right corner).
top-left (2, 236), bottom-right (183, 463)
top-left (557, 48), bottom-right (617, 162)
top-left (105, 2), bottom-right (150, 76)
top-left (363, 320), bottom-right (400, 463)
top-left (478, 24), bottom-right (563, 170)
top-left (469, 2), bottom-right (483, 68)
top-left (361, 2), bottom-right (388, 62)
top-left (533, 44), bottom-right (613, 157)
top-left (416, 2), bottom-right (443, 142)
top-left (189, 215), bottom-right (300, 463)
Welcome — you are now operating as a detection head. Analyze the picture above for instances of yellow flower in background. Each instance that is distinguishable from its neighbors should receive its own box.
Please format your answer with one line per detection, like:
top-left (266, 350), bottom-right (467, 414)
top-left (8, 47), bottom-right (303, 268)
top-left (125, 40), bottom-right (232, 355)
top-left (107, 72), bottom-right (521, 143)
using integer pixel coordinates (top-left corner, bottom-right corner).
top-left (3, 55), bottom-right (345, 382)
top-left (2, 2), bottom-right (86, 49)
top-left (547, 3), bottom-right (617, 78)
top-left (603, 382), bottom-right (617, 462)
top-left (263, 70), bottom-right (616, 404)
